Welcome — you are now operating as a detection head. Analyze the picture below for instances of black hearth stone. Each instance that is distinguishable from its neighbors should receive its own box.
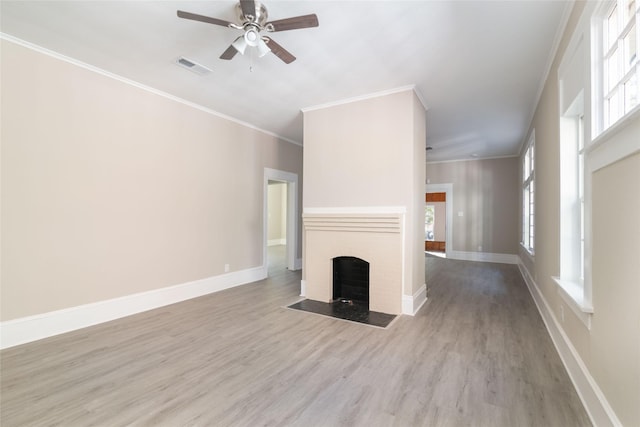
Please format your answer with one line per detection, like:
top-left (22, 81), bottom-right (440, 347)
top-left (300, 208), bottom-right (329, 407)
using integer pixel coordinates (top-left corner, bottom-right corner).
top-left (287, 299), bottom-right (396, 328)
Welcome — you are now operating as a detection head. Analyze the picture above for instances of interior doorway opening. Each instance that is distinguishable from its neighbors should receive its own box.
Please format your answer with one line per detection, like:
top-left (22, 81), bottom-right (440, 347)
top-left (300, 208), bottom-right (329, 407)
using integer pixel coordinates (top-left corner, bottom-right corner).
top-left (264, 168), bottom-right (298, 276)
top-left (425, 183), bottom-right (453, 258)
top-left (267, 180), bottom-right (288, 273)
top-left (425, 192), bottom-right (447, 257)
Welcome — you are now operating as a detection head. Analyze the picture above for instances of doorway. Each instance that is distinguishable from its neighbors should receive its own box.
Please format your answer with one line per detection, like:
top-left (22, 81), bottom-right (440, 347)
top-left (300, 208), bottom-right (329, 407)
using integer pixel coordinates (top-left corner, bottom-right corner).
top-left (425, 183), bottom-right (453, 258)
top-left (425, 192), bottom-right (446, 254)
top-left (267, 180), bottom-right (288, 273)
top-left (264, 168), bottom-right (298, 275)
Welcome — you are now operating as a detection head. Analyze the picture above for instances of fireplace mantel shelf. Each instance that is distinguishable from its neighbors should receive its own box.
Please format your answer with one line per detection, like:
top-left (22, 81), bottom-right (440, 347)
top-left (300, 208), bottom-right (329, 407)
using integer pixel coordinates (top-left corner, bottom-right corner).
top-left (303, 213), bottom-right (402, 234)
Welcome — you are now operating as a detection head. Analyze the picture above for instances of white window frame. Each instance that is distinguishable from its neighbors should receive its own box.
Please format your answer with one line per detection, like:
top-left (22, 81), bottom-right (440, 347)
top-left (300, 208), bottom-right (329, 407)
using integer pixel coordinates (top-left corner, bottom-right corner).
top-left (521, 132), bottom-right (535, 255)
top-left (552, 0), bottom-right (640, 331)
top-left (554, 4), bottom-right (597, 330)
top-left (557, 95), bottom-right (593, 328)
top-left (592, 0), bottom-right (640, 137)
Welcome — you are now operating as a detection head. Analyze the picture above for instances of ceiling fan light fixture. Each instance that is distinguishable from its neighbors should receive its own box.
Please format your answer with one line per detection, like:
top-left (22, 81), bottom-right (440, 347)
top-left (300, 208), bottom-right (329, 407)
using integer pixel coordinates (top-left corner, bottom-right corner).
top-left (244, 28), bottom-right (260, 47)
top-left (177, 2), bottom-right (319, 65)
top-left (232, 35), bottom-right (248, 54)
top-left (257, 38), bottom-right (271, 57)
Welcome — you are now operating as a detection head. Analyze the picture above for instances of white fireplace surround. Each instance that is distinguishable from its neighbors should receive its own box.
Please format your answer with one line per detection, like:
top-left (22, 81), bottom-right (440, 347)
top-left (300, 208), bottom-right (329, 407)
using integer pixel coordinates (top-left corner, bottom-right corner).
top-left (302, 206), bottom-right (407, 315)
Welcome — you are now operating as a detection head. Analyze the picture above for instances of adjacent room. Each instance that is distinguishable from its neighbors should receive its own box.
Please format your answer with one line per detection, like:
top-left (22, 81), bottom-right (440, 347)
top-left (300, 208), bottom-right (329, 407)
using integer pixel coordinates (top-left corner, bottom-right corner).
top-left (1, 1), bottom-right (638, 426)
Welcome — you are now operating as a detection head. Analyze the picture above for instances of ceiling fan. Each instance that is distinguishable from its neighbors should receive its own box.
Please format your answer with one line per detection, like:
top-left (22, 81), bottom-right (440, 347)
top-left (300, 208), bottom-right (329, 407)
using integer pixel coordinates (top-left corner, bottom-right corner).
top-left (177, 0), bottom-right (319, 64)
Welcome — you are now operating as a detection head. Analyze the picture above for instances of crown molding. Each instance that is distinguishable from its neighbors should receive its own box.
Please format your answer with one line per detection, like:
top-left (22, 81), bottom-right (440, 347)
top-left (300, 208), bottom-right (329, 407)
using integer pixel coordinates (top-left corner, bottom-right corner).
top-left (0, 33), bottom-right (303, 147)
top-left (301, 85), bottom-right (429, 113)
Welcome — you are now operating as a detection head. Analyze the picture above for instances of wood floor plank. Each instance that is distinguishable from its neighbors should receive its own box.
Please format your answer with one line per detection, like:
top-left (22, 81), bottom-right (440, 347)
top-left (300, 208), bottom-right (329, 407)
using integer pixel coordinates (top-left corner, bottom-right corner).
top-left (0, 249), bottom-right (591, 426)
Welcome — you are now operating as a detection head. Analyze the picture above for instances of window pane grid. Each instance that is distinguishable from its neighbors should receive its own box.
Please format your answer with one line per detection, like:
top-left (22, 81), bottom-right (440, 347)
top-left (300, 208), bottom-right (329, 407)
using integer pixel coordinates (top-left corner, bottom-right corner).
top-left (602, 1), bottom-right (640, 131)
top-left (605, 47), bottom-right (619, 93)
top-left (623, 21), bottom-right (637, 72)
top-left (529, 179), bottom-right (535, 251)
top-left (607, 4), bottom-right (619, 49)
top-left (580, 199), bottom-right (585, 281)
top-left (522, 140), bottom-right (535, 253)
top-left (625, 67), bottom-right (639, 110)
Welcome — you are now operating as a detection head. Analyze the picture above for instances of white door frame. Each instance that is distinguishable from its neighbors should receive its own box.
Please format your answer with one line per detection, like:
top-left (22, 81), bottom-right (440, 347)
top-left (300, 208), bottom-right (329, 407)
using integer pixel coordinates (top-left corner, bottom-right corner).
top-left (264, 168), bottom-right (298, 272)
top-left (425, 183), bottom-right (453, 258)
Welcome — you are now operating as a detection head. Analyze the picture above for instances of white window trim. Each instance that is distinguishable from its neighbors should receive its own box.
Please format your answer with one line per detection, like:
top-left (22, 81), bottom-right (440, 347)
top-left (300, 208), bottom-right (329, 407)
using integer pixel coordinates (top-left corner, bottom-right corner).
top-left (592, 0), bottom-right (640, 137)
top-left (588, 104), bottom-right (640, 170)
top-left (551, 0), bottom-right (640, 332)
top-left (521, 131), bottom-right (535, 256)
top-left (552, 0), bottom-right (640, 330)
top-left (555, 3), bottom-right (596, 329)
top-left (552, 277), bottom-right (594, 327)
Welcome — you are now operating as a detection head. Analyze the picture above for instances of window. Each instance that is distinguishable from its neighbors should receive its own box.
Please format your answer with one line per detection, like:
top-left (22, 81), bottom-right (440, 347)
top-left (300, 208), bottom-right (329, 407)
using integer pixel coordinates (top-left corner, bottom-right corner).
top-left (555, 11), bottom-right (594, 328)
top-left (559, 95), bottom-right (586, 285)
top-left (521, 133), bottom-right (535, 254)
top-left (597, 0), bottom-right (639, 132)
top-left (557, 93), bottom-right (593, 327)
top-left (578, 115), bottom-right (585, 280)
top-left (425, 205), bottom-right (435, 241)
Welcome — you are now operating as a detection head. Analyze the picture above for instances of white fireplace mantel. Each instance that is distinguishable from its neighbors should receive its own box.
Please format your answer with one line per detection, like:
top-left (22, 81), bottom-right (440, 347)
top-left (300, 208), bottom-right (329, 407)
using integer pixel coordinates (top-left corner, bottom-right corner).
top-left (302, 207), bottom-right (406, 315)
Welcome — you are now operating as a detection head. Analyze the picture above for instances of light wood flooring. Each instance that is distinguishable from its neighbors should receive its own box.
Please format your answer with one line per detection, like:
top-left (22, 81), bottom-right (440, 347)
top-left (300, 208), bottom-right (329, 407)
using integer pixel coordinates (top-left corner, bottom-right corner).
top-left (1, 249), bottom-right (591, 426)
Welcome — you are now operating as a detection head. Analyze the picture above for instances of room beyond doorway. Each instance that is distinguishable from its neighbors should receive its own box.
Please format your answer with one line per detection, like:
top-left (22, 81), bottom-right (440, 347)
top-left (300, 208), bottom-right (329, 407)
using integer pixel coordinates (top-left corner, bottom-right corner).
top-left (425, 183), bottom-right (453, 258)
top-left (425, 192), bottom-right (446, 254)
top-left (263, 168), bottom-right (298, 275)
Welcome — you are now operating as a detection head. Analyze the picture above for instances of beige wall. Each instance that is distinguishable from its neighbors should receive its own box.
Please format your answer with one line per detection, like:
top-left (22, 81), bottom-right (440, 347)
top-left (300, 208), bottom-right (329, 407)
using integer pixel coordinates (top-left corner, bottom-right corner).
top-left (518, 1), bottom-right (640, 424)
top-left (304, 91), bottom-right (415, 209)
top-left (591, 153), bottom-right (640, 425)
top-left (426, 157), bottom-right (519, 254)
top-left (303, 89), bottom-right (426, 297)
top-left (0, 39), bottom-right (303, 321)
top-left (267, 182), bottom-right (286, 242)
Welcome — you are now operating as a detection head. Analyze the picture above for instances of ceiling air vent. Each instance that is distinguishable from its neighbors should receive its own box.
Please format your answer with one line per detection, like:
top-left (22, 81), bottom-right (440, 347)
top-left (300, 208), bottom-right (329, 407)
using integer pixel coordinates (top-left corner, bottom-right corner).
top-left (175, 56), bottom-right (212, 75)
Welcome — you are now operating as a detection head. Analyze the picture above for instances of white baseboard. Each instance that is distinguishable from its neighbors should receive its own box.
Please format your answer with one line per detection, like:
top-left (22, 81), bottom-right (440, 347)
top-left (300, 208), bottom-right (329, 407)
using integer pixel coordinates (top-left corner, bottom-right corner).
top-left (449, 250), bottom-right (518, 264)
top-left (268, 238), bottom-right (286, 247)
top-left (300, 279), bottom-right (306, 297)
top-left (402, 284), bottom-right (427, 316)
top-left (517, 258), bottom-right (622, 427)
top-left (0, 265), bottom-right (267, 350)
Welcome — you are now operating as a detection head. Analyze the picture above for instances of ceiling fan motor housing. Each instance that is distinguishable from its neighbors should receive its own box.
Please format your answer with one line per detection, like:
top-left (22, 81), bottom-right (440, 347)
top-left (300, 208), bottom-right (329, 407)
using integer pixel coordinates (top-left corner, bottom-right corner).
top-left (177, 0), bottom-right (319, 64)
top-left (236, 2), bottom-right (268, 27)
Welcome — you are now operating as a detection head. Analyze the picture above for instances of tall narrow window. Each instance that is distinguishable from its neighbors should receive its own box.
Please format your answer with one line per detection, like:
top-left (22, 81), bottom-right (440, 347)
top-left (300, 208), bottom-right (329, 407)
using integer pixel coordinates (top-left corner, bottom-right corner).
top-left (578, 115), bottom-right (585, 281)
top-left (560, 104), bottom-right (585, 284)
top-left (522, 133), bottom-right (535, 254)
top-left (597, 0), bottom-right (639, 133)
top-left (556, 8), bottom-right (594, 329)
top-left (556, 91), bottom-right (592, 324)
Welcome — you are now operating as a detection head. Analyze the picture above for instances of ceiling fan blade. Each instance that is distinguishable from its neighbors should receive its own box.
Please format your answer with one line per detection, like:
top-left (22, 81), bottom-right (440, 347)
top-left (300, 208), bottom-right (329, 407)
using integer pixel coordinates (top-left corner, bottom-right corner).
top-left (266, 14), bottom-right (319, 32)
top-left (177, 10), bottom-right (233, 28)
top-left (220, 45), bottom-right (239, 60)
top-left (239, 0), bottom-right (256, 19)
top-left (263, 37), bottom-right (296, 64)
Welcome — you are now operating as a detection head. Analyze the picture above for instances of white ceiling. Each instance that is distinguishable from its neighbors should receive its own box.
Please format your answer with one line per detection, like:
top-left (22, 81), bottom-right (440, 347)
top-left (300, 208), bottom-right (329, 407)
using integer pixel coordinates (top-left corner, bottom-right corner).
top-left (1, 0), bottom-right (570, 162)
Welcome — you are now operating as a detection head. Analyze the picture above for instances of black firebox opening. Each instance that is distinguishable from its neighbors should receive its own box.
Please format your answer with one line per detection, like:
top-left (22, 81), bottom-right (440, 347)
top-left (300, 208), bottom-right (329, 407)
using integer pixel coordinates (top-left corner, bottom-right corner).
top-left (333, 256), bottom-right (370, 305)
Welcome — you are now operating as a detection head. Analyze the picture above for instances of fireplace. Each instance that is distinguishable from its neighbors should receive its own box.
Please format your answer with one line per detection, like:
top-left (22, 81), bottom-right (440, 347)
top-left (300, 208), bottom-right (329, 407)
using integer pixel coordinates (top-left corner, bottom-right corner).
top-left (302, 210), bottom-right (404, 314)
top-left (289, 252), bottom-right (396, 328)
top-left (333, 256), bottom-right (369, 304)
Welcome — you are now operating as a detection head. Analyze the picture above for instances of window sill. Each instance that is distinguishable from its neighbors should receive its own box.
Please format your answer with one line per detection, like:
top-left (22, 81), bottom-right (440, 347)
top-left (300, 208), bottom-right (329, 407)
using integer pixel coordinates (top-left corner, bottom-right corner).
top-left (552, 276), bottom-right (593, 330)
top-left (589, 106), bottom-right (640, 172)
top-left (519, 243), bottom-right (535, 260)
top-left (591, 104), bottom-right (640, 149)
